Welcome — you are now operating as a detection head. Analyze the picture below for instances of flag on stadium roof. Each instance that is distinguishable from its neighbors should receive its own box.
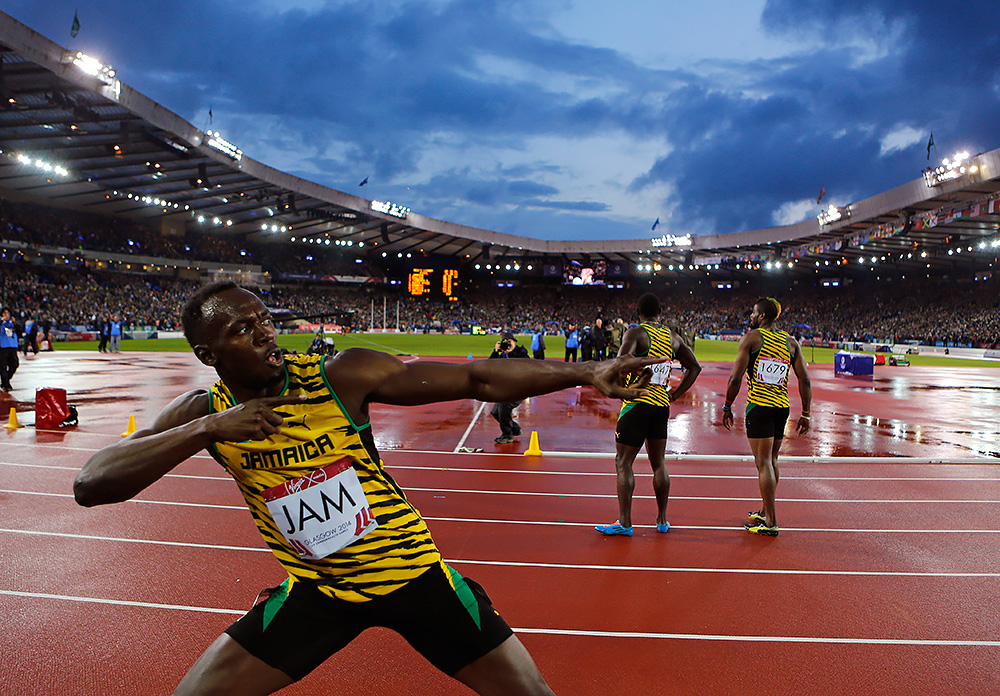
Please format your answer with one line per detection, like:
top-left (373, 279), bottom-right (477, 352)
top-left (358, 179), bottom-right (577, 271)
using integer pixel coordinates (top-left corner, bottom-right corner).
top-left (70, 10), bottom-right (80, 38)
top-left (651, 217), bottom-right (660, 230)
top-left (926, 132), bottom-right (935, 160)
top-left (359, 176), bottom-right (369, 187)
top-left (817, 186), bottom-right (826, 205)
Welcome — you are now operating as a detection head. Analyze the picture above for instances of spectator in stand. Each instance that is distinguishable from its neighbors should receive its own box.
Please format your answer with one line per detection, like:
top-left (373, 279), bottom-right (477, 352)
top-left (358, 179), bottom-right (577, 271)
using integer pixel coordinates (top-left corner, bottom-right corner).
top-left (39, 314), bottom-right (52, 351)
top-left (109, 314), bottom-right (122, 353)
top-left (580, 325), bottom-right (594, 362)
top-left (530, 324), bottom-right (546, 360)
top-left (564, 323), bottom-right (579, 362)
top-left (1, 307), bottom-right (19, 391)
top-left (592, 317), bottom-right (608, 361)
top-left (610, 317), bottom-right (626, 357)
top-left (97, 314), bottom-right (109, 353)
top-left (22, 313), bottom-right (38, 356)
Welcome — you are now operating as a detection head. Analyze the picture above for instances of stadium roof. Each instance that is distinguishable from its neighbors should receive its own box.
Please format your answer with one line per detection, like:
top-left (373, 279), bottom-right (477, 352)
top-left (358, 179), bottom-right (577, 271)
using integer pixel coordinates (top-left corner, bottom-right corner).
top-left (1, 10), bottom-right (999, 279)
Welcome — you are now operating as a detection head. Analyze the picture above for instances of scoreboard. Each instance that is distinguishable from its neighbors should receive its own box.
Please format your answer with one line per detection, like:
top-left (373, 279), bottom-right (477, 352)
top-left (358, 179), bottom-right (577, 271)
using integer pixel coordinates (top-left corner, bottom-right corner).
top-left (407, 268), bottom-right (459, 301)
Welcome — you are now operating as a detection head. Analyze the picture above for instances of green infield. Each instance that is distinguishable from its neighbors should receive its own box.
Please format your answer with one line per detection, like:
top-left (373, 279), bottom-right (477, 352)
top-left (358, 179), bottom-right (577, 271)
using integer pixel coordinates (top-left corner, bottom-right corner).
top-left (53, 334), bottom-right (1000, 368)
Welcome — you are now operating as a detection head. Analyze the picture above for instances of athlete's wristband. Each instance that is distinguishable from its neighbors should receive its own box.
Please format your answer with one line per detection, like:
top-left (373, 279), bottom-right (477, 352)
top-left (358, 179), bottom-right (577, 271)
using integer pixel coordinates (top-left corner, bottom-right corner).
top-left (722, 403), bottom-right (732, 413)
top-left (800, 415), bottom-right (811, 420)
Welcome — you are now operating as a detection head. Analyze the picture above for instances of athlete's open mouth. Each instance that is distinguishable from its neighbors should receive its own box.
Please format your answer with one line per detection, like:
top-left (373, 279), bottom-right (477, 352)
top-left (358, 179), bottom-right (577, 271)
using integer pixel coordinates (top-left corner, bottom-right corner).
top-left (265, 348), bottom-right (284, 367)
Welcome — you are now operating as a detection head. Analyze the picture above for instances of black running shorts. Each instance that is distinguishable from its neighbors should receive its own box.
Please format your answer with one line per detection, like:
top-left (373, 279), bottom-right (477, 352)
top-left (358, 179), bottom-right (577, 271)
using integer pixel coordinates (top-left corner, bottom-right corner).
top-left (745, 405), bottom-right (790, 440)
top-left (615, 401), bottom-right (670, 447)
top-left (225, 562), bottom-right (513, 681)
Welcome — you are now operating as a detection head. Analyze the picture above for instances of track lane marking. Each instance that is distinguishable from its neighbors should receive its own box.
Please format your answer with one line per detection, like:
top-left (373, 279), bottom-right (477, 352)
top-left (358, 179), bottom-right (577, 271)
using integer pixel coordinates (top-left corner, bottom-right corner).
top-left (2, 589), bottom-right (998, 646)
top-left (5, 459), bottom-right (1000, 484)
top-left (3, 527), bottom-right (999, 578)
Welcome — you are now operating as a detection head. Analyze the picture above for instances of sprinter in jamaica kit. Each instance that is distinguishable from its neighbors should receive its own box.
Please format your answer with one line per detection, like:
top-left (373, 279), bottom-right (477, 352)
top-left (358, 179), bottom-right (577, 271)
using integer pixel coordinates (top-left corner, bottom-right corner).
top-left (74, 281), bottom-right (664, 696)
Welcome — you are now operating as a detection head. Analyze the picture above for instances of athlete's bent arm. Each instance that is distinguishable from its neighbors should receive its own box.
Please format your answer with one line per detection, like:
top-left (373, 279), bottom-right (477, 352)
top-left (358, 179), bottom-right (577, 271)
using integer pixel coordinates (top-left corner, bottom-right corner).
top-left (722, 331), bottom-right (759, 431)
top-left (790, 339), bottom-right (812, 434)
top-left (73, 391), bottom-right (304, 507)
top-left (669, 338), bottom-right (701, 402)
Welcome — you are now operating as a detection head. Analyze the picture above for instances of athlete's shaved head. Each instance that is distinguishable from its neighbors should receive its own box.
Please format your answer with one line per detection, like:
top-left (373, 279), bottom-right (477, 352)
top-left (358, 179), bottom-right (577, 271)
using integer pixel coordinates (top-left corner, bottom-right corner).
top-left (181, 280), bottom-right (240, 347)
top-left (636, 293), bottom-right (661, 319)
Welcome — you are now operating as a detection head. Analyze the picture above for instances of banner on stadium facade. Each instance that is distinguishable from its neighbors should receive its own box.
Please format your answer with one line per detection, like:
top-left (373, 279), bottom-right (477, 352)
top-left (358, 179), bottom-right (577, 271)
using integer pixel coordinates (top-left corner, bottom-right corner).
top-left (276, 274), bottom-right (384, 284)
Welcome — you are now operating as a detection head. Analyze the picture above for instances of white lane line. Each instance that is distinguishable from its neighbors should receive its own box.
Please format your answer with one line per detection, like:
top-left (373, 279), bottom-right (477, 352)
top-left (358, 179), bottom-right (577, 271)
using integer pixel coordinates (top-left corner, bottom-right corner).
top-left (512, 627), bottom-right (1000, 647)
top-left (4, 528), bottom-right (997, 578)
top-left (387, 465), bottom-right (1000, 482)
top-left (6, 476), bottom-right (998, 505)
top-left (404, 487), bottom-right (1000, 505)
top-left (1, 589), bottom-right (996, 646)
top-left (0, 589), bottom-right (243, 615)
top-left (0, 489), bottom-right (246, 510)
top-left (0, 528), bottom-right (270, 553)
top-left (2, 439), bottom-right (994, 466)
top-left (454, 401), bottom-right (489, 452)
top-left (12, 459), bottom-right (1000, 484)
top-left (5, 490), bottom-right (1000, 531)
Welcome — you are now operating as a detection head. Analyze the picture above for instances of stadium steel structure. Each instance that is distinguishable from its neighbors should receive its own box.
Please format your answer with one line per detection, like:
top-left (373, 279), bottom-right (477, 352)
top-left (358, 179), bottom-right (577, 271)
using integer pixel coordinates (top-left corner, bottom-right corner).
top-left (1, 10), bottom-right (999, 285)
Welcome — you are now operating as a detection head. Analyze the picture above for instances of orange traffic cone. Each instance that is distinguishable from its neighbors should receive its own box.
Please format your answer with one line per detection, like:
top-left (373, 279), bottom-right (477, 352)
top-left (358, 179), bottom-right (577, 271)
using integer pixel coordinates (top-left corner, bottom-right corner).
top-left (523, 431), bottom-right (543, 456)
top-left (3, 407), bottom-right (21, 430)
top-left (121, 415), bottom-right (137, 437)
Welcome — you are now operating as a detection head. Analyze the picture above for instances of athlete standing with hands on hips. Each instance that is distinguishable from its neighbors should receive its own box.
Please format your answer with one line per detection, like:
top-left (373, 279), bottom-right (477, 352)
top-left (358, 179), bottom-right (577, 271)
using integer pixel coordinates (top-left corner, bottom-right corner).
top-left (722, 298), bottom-right (811, 537)
top-left (73, 281), bottom-right (666, 696)
top-left (596, 292), bottom-right (702, 536)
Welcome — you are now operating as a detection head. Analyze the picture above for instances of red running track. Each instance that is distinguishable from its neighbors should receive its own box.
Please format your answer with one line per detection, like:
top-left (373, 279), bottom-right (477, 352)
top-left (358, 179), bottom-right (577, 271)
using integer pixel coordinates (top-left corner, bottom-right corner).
top-left (1, 352), bottom-right (1000, 695)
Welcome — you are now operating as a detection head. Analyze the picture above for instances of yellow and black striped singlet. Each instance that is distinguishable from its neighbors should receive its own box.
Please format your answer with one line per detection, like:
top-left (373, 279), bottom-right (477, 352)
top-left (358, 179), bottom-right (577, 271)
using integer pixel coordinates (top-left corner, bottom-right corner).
top-left (747, 328), bottom-right (791, 410)
top-left (622, 323), bottom-right (673, 410)
top-left (207, 353), bottom-right (442, 603)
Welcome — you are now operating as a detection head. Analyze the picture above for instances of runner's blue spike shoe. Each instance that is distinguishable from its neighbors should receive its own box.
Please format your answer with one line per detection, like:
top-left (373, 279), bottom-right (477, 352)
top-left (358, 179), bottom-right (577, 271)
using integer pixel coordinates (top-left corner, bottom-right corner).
top-left (656, 522), bottom-right (670, 533)
top-left (595, 521), bottom-right (633, 536)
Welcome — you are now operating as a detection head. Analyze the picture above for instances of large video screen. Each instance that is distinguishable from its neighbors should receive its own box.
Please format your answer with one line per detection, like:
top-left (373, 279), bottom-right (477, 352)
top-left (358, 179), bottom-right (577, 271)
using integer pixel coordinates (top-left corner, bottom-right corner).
top-left (563, 260), bottom-right (607, 285)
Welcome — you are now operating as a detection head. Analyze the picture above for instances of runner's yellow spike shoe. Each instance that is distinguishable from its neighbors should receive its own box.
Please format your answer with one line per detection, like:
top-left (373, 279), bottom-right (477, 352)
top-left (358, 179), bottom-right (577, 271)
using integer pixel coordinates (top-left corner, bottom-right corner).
top-left (744, 521), bottom-right (779, 537)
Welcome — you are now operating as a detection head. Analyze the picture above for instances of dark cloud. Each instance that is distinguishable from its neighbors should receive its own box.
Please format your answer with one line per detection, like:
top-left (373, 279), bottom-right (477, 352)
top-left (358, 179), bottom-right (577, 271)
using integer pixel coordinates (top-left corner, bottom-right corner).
top-left (5, 1), bottom-right (998, 239)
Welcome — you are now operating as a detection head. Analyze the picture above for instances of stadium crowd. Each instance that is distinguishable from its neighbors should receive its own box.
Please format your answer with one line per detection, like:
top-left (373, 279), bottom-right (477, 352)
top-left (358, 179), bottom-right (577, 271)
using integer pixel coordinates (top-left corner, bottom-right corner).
top-left (1, 197), bottom-right (998, 349)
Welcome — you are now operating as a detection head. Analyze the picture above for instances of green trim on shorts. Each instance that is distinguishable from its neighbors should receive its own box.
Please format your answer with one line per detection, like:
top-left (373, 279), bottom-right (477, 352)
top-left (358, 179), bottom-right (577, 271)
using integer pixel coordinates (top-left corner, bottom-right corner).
top-left (445, 564), bottom-right (481, 630)
top-left (262, 578), bottom-right (291, 631)
top-left (745, 402), bottom-right (757, 416)
top-left (619, 401), bottom-right (638, 418)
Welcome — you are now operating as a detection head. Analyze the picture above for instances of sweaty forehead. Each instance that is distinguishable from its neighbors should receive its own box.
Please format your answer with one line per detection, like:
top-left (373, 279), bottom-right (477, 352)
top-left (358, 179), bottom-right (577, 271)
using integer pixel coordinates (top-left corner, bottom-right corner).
top-left (201, 288), bottom-right (264, 327)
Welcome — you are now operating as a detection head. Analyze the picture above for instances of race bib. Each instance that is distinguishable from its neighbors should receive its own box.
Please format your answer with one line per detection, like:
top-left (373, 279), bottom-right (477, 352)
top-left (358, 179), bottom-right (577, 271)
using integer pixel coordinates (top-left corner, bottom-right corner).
top-left (755, 355), bottom-right (789, 386)
top-left (648, 361), bottom-right (671, 387)
top-left (262, 457), bottom-right (378, 560)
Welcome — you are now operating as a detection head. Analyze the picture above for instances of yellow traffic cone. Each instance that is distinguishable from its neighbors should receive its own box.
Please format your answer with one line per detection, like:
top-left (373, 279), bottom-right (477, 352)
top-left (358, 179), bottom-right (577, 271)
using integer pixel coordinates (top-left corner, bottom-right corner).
top-left (3, 407), bottom-right (21, 430)
top-left (121, 415), bottom-right (137, 437)
top-left (523, 430), bottom-right (543, 456)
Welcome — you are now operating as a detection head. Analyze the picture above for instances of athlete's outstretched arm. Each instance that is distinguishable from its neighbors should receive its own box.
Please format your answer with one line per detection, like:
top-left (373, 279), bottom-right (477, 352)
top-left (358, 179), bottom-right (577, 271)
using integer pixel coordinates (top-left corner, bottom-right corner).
top-left (327, 348), bottom-right (660, 416)
top-left (74, 391), bottom-right (304, 506)
top-left (789, 338), bottom-right (812, 434)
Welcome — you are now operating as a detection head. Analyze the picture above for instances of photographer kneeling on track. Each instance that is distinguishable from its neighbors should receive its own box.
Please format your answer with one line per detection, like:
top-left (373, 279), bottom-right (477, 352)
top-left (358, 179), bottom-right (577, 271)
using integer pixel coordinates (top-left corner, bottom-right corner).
top-left (489, 333), bottom-right (530, 443)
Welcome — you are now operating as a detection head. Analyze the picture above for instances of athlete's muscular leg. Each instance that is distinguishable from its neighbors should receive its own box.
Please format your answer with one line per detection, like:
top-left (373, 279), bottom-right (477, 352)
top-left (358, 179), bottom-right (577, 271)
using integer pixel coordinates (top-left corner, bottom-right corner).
top-left (454, 634), bottom-right (556, 696)
top-left (771, 437), bottom-right (782, 489)
top-left (748, 436), bottom-right (778, 527)
top-left (173, 634), bottom-right (294, 696)
top-left (614, 442), bottom-right (642, 527)
top-left (645, 437), bottom-right (670, 526)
